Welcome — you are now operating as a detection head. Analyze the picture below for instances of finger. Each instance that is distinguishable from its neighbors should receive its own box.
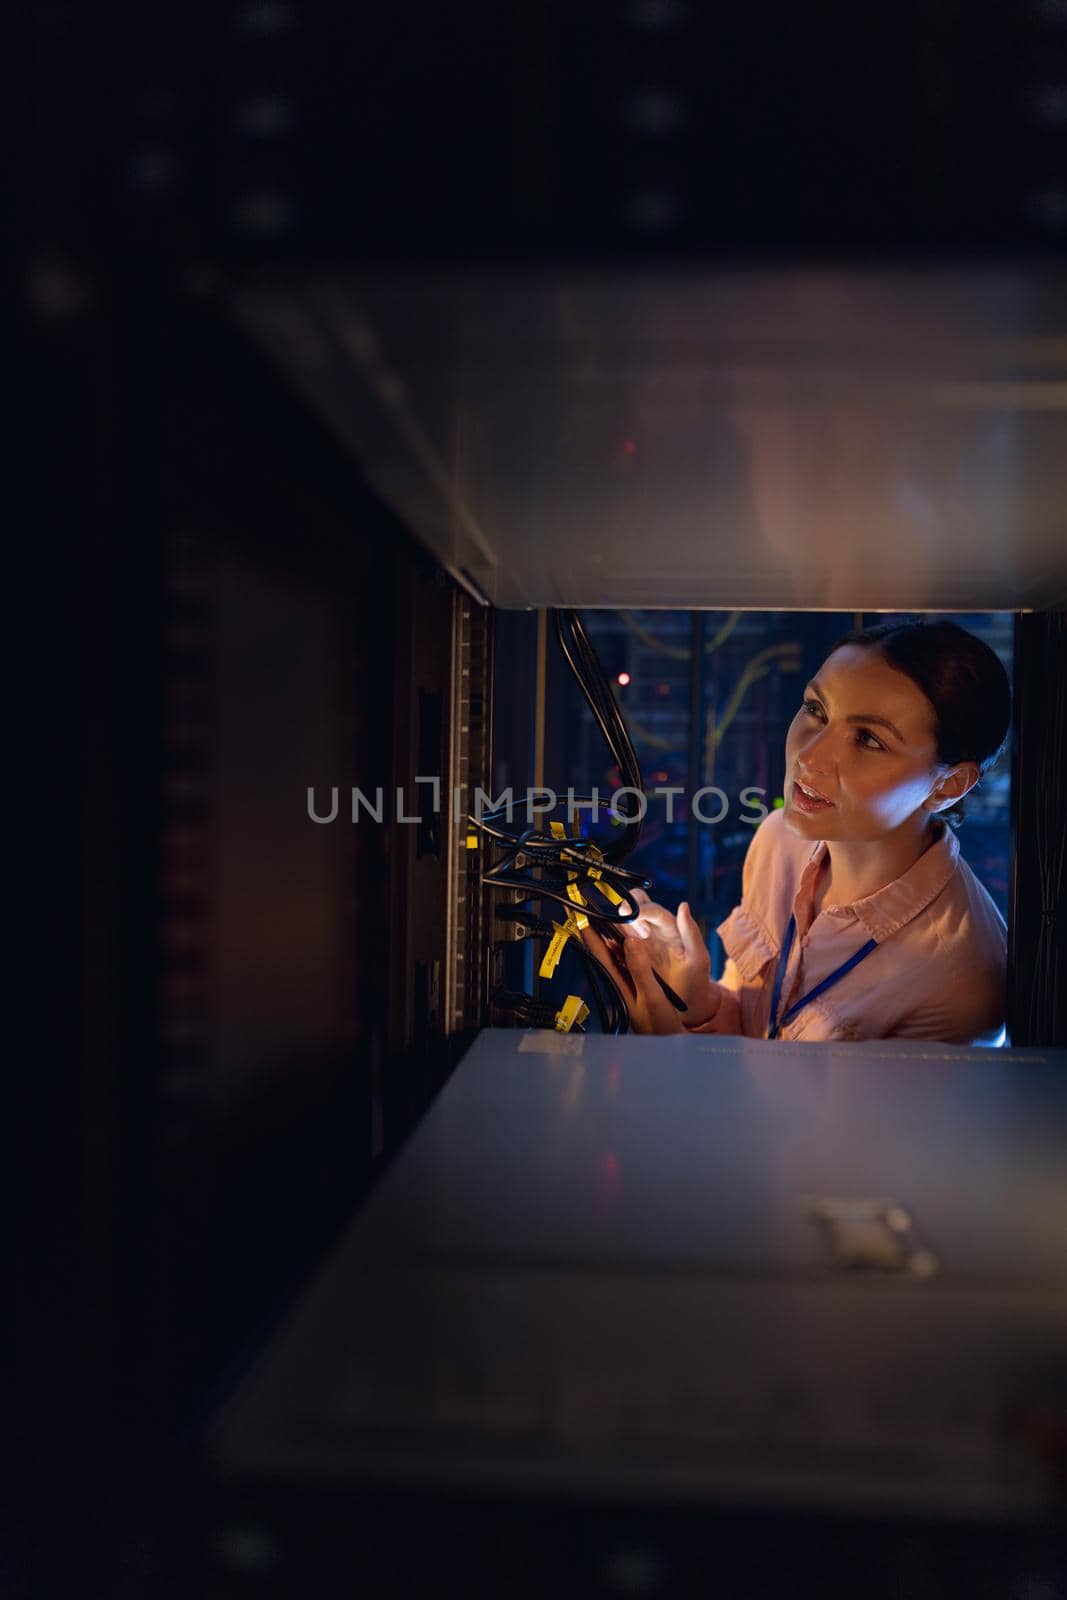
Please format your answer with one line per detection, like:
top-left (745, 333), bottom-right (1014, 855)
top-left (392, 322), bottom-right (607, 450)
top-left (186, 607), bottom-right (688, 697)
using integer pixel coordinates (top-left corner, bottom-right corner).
top-left (624, 934), bottom-right (670, 995)
top-left (630, 892), bottom-right (672, 924)
top-left (620, 889), bottom-right (653, 935)
top-left (626, 901), bottom-right (677, 939)
top-left (626, 939), bottom-right (683, 1033)
top-left (629, 908), bottom-right (684, 957)
top-left (676, 900), bottom-right (710, 962)
top-left (621, 935), bottom-right (652, 1025)
top-left (581, 923), bottom-right (620, 967)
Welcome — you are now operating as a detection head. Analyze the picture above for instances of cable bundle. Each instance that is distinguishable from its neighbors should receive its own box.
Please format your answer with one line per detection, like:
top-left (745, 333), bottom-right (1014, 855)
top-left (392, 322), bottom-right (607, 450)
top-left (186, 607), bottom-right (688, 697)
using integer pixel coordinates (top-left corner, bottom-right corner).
top-left (478, 608), bottom-right (650, 1034)
top-left (475, 808), bottom-right (651, 921)
top-left (473, 805), bottom-right (650, 1035)
top-left (494, 908), bottom-right (633, 1035)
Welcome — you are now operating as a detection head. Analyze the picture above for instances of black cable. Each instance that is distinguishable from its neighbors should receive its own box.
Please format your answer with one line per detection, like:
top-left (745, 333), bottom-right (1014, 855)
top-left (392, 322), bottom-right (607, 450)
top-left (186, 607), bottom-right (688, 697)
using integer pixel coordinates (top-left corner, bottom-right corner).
top-left (554, 612), bottom-right (640, 792)
top-left (495, 906), bottom-right (631, 1034)
top-left (490, 990), bottom-right (589, 1032)
top-left (551, 610), bottom-right (644, 863)
top-left (573, 934), bottom-right (631, 1034)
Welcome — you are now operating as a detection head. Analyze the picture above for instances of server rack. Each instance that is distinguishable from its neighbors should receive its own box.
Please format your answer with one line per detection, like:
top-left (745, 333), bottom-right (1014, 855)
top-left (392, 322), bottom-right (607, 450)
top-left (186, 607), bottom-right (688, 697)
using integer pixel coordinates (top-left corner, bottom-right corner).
top-left (23, 2), bottom-right (1067, 1591)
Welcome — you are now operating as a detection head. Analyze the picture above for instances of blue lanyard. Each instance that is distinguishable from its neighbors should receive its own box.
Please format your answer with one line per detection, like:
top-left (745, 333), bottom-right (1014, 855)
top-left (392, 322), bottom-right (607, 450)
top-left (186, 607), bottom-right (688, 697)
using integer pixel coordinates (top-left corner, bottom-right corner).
top-left (767, 915), bottom-right (879, 1040)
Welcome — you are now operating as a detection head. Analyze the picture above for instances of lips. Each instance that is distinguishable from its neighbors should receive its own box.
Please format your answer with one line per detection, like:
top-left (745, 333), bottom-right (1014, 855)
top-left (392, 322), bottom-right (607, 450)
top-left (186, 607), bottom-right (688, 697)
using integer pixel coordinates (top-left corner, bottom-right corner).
top-left (790, 774), bottom-right (838, 812)
top-left (796, 774), bottom-right (831, 800)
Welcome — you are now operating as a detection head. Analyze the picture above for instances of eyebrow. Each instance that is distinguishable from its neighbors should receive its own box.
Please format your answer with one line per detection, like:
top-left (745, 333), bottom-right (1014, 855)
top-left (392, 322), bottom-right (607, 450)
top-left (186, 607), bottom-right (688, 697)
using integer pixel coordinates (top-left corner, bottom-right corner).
top-left (805, 679), bottom-right (907, 745)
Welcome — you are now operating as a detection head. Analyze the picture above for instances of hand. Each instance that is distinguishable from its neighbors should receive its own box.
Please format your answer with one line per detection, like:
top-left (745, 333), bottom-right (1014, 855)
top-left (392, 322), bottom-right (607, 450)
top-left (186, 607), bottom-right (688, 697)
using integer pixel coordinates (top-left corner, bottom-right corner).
top-left (582, 893), bottom-right (722, 1035)
top-left (620, 891), bottom-right (721, 1021)
top-left (580, 920), bottom-right (685, 1034)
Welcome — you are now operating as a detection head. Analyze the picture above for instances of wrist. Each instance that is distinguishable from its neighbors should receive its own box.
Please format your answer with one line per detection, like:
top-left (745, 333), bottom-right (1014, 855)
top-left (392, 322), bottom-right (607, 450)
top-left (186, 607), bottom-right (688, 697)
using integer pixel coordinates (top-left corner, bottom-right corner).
top-left (685, 979), bottom-right (723, 1030)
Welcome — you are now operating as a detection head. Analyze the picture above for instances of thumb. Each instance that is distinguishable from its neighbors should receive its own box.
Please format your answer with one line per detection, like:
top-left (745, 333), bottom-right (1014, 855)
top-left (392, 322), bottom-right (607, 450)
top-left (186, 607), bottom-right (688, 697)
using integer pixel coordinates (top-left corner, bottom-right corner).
top-left (677, 900), bottom-right (708, 961)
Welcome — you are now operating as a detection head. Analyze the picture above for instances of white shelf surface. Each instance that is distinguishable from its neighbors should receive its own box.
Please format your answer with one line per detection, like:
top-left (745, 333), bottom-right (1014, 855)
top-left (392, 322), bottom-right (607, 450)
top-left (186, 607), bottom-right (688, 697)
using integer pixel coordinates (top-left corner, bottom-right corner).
top-left (210, 1028), bottom-right (1067, 1521)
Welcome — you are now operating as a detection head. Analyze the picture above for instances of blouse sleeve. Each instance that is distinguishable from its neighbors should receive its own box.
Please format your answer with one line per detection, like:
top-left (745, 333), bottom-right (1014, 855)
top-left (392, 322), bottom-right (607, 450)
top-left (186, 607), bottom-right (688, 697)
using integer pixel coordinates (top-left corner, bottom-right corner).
top-left (685, 817), bottom-right (780, 1039)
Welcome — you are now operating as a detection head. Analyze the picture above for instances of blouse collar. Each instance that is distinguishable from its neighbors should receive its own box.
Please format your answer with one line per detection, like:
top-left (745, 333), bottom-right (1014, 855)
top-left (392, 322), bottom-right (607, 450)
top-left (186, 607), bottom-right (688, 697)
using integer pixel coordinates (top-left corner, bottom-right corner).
top-left (797, 819), bottom-right (960, 943)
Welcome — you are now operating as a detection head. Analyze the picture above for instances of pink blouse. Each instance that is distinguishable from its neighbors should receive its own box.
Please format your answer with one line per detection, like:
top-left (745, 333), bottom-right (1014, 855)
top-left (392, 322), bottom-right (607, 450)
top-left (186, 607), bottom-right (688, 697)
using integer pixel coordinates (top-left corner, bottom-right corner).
top-left (687, 807), bottom-right (1007, 1045)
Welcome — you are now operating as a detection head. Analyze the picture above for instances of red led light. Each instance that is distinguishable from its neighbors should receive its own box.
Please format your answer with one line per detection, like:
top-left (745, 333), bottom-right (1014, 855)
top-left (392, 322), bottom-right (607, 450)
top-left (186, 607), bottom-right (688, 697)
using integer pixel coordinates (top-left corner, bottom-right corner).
top-left (623, 439), bottom-right (637, 455)
top-left (617, 671), bottom-right (631, 686)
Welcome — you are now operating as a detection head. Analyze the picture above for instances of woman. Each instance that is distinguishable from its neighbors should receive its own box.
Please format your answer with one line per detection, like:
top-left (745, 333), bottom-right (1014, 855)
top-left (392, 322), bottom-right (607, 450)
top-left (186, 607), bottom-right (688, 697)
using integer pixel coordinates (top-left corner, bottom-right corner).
top-left (583, 619), bottom-right (1012, 1044)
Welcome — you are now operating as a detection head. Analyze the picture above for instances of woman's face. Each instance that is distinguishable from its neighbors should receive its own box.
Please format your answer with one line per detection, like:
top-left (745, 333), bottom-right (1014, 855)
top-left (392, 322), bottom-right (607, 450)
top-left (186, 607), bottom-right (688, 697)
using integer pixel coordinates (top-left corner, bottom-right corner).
top-left (783, 644), bottom-right (949, 841)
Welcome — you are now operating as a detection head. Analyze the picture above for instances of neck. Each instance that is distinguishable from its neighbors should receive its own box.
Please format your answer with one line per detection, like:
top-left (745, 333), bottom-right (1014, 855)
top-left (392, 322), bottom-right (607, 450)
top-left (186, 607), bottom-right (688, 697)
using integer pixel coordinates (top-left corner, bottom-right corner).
top-left (822, 814), bottom-right (938, 907)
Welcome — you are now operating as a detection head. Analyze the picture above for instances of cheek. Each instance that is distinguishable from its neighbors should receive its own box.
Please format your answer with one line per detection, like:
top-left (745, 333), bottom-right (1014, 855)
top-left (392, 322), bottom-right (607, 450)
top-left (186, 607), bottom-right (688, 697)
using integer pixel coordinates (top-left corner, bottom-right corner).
top-left (851, 764), bottom-right (924, 815)
top-left (784, 715), bottom-right (804, 757)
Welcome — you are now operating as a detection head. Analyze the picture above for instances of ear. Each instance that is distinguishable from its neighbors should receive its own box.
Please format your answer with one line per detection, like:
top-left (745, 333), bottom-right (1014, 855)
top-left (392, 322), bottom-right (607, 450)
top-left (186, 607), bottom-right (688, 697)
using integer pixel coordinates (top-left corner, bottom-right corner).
top-left (924, 760), bottom-right (980, 814)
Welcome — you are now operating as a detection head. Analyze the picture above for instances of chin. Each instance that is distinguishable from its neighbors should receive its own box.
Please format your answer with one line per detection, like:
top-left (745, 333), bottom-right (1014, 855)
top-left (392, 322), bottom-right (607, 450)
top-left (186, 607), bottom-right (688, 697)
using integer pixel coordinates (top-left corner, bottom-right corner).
top-left (782, 804), bottom-right (831, 838)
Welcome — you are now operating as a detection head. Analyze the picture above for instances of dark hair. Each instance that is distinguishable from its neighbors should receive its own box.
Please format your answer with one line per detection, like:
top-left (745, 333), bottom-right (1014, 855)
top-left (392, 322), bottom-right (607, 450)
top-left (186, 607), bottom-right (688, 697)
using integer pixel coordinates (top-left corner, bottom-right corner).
top-left (825, 619), bottom-right (1012, 830)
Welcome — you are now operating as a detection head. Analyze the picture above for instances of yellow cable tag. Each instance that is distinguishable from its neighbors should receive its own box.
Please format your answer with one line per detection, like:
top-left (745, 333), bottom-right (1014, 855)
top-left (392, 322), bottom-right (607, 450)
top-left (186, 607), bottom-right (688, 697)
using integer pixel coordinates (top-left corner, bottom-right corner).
top-left (539, 925), bottom-right (570, 979)
top-left (465, 833), bottom-right (479, 849)
top-left (598, 881), bottom-right (625, 906)
top-left (538, 909), bottom-right (591, 979)
top-left (554, 995), bottom-right (590, 1032)
top-left (566, 882), bottom-right (587, 910)
top-left (551, 820), bottom-right (578, 876)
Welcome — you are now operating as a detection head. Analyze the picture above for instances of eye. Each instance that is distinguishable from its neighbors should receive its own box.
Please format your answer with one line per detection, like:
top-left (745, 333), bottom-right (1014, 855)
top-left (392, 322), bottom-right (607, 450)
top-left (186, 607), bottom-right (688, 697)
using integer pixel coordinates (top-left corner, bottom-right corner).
top-left (806, 697), bottom-right (889, 752)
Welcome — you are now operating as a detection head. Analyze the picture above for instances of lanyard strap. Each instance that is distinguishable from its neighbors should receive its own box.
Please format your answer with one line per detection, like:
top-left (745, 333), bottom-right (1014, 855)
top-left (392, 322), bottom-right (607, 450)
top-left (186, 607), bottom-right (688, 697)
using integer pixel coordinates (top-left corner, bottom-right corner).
top-left (767, 915), bottom-right (879, 1040)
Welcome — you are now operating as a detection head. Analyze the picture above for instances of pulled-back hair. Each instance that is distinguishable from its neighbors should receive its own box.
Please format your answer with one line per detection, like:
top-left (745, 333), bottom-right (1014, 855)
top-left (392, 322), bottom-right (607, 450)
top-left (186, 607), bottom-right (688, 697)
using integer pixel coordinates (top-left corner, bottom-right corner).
top-left (826, 619), bottom-right (1012, 830)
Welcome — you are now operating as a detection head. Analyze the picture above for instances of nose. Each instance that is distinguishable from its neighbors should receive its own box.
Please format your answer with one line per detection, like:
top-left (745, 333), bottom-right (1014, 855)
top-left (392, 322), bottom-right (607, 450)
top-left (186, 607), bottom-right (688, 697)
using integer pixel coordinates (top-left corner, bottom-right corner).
top-left (796, 721), bottom-right (834, 776)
